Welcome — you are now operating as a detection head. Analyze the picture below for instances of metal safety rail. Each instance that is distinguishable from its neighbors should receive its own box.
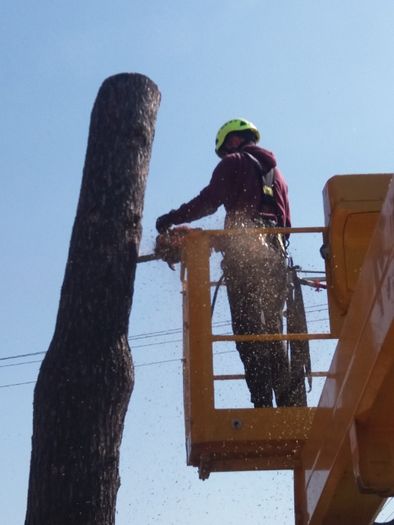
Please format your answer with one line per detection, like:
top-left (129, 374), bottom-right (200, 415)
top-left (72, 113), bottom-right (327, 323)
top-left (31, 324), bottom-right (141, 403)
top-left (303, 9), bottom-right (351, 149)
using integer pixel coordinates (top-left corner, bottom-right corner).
top-left (180, 226), bottom-right (333, 480)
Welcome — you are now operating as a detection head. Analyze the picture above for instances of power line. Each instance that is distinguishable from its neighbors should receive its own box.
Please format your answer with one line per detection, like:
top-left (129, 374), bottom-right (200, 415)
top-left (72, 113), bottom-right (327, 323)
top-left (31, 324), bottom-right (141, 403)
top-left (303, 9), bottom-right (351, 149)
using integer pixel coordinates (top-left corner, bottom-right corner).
top-left (297, 270), bottom-right (325, 274)
top-left (0, 322), bottom-right (233, 364)
top-left (0, 357), bottom-right (185, 389)
top-left (129, 321), bottom-right (231, 341)
top-left (0, 304), bottom-right (328, 372)
top-left (135, 357), bottom-right (182, 368)
top-left (0, 380), bottom-right (36, 389)
top-left (0, 337), bottom-right (184, 363)
top-left (0, 310), bottom-right (327, 364)
top-left (0, 360), bottom-right (42, 369)
top-left (131, 338), bottom-right (182, 349)
top-left (0, 351), bottom-right (45, 362)
top-left (0, 324), bottom-right (335, 390)
top-left (129, 327), bottom-right (187, 341)
top-left (0, 349), bottom-right (241, 389)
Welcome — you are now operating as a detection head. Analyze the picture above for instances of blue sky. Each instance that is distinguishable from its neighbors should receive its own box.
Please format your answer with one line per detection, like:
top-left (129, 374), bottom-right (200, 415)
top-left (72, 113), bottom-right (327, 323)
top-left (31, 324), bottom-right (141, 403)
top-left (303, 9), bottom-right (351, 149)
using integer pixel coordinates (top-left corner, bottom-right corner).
top-left (1, 1), bottom-right (394, 524)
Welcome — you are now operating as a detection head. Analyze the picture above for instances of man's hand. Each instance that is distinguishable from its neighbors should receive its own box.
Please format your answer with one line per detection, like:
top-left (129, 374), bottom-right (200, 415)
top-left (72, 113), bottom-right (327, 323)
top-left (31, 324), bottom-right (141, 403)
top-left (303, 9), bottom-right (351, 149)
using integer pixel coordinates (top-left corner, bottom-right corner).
top-left (156, 213), bottom-right (173, 234)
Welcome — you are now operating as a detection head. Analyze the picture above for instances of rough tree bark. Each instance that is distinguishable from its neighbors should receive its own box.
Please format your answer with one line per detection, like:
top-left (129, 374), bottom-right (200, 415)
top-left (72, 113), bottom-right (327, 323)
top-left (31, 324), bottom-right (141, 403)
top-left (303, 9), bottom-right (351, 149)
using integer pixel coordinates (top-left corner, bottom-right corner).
top-left (25, 73), bottom-right (161, 525)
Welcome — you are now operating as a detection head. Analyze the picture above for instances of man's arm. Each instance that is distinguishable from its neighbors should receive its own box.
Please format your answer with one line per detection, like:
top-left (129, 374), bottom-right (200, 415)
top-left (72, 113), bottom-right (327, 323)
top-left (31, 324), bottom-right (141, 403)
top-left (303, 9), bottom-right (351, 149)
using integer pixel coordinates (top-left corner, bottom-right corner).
top-left (156, 159), bottom-right (231, 232)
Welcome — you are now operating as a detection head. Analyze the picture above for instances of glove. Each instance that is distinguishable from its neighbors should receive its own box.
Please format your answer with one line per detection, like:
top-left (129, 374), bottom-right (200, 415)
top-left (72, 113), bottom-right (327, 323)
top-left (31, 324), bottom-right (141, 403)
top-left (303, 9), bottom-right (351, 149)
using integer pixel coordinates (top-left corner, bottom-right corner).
top-left (156, 213), bottom-right (174, 234)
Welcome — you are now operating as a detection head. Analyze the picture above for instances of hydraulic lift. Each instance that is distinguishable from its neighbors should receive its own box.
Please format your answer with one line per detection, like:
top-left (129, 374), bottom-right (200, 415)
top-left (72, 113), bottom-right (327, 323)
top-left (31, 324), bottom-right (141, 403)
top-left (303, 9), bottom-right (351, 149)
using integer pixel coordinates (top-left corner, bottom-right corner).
top-left (177, 173), bottom-right (393, 524)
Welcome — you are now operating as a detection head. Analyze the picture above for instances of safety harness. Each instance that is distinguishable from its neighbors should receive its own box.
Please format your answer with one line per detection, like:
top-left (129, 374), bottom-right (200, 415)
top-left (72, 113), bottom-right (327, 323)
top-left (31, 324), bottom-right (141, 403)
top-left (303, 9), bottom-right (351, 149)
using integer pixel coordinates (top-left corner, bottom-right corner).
top-left (242, 151), bottom-right (289, 253)
top-left (242, 151), bottom-right (276, 206)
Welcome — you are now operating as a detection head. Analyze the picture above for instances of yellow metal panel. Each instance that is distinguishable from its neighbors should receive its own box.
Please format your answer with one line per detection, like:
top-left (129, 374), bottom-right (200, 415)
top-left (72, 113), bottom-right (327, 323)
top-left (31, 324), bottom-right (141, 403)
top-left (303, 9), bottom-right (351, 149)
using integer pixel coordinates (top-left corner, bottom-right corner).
top-left (343, 212), bottom-right (379, 291)
top-left (323, 174), bottom-right (392, 336)
top-left (188, 407), bottom-right (315, 450)
top-left (188, 408), bottom-right (316, 477)
top-left (350, 420), bottom-right (394, 496)
top-left (295, 443), bottom-right (384, 525)
top-left (350, 323), bottom-right (394, 496)
top-left (296, 176), bottom-right (394, 524)
top-left (323, 174), bottom-right (391, 215)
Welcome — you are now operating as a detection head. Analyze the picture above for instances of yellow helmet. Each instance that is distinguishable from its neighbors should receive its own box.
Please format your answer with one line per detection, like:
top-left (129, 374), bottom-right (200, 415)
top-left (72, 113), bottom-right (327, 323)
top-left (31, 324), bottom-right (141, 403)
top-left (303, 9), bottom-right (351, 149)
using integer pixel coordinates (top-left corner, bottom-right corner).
top-left (215, 118), bottom-right (260, 156)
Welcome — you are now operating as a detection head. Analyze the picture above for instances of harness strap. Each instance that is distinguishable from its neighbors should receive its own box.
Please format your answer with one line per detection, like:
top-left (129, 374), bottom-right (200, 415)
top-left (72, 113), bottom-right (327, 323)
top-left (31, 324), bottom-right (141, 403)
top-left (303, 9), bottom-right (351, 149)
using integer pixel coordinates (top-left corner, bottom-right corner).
top-left (243, 151), bottom-right (285, 254)
top-left (243, 151), bottom-right (275, 198)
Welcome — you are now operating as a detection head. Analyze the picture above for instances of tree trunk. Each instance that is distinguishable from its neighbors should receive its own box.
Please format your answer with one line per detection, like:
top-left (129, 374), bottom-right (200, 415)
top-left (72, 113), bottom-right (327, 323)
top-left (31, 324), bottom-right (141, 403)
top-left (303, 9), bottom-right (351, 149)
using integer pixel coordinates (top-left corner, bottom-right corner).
top-left (25, 73), bottom-right (161, 525)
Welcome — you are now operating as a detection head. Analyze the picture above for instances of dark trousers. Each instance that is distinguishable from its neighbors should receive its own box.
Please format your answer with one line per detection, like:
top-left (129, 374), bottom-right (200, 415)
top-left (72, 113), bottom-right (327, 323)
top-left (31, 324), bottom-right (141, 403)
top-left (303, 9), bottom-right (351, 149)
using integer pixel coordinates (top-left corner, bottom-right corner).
top-left (222, 235), bottom-right (290, 407)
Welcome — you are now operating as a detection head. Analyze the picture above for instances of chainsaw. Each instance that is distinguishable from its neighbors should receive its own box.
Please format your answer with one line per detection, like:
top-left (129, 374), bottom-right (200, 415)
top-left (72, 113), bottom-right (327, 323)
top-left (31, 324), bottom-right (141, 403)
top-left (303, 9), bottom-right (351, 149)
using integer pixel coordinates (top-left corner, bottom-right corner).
top-left (137, 226), bottom-right (197, 269)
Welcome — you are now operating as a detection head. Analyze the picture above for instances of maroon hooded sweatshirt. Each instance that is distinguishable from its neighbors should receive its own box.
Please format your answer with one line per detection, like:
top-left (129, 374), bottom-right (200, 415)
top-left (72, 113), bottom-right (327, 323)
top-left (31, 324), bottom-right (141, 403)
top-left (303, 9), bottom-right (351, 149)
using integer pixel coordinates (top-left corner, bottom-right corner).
top-left (166, 144), bottom-right (291, 232)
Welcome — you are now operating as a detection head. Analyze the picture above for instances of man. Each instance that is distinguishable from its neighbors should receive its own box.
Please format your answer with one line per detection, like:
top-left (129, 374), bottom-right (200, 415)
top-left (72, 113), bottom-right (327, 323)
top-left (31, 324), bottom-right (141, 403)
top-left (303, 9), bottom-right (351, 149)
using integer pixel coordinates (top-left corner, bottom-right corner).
top-left (156, 118), bottom-right (291, 407)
